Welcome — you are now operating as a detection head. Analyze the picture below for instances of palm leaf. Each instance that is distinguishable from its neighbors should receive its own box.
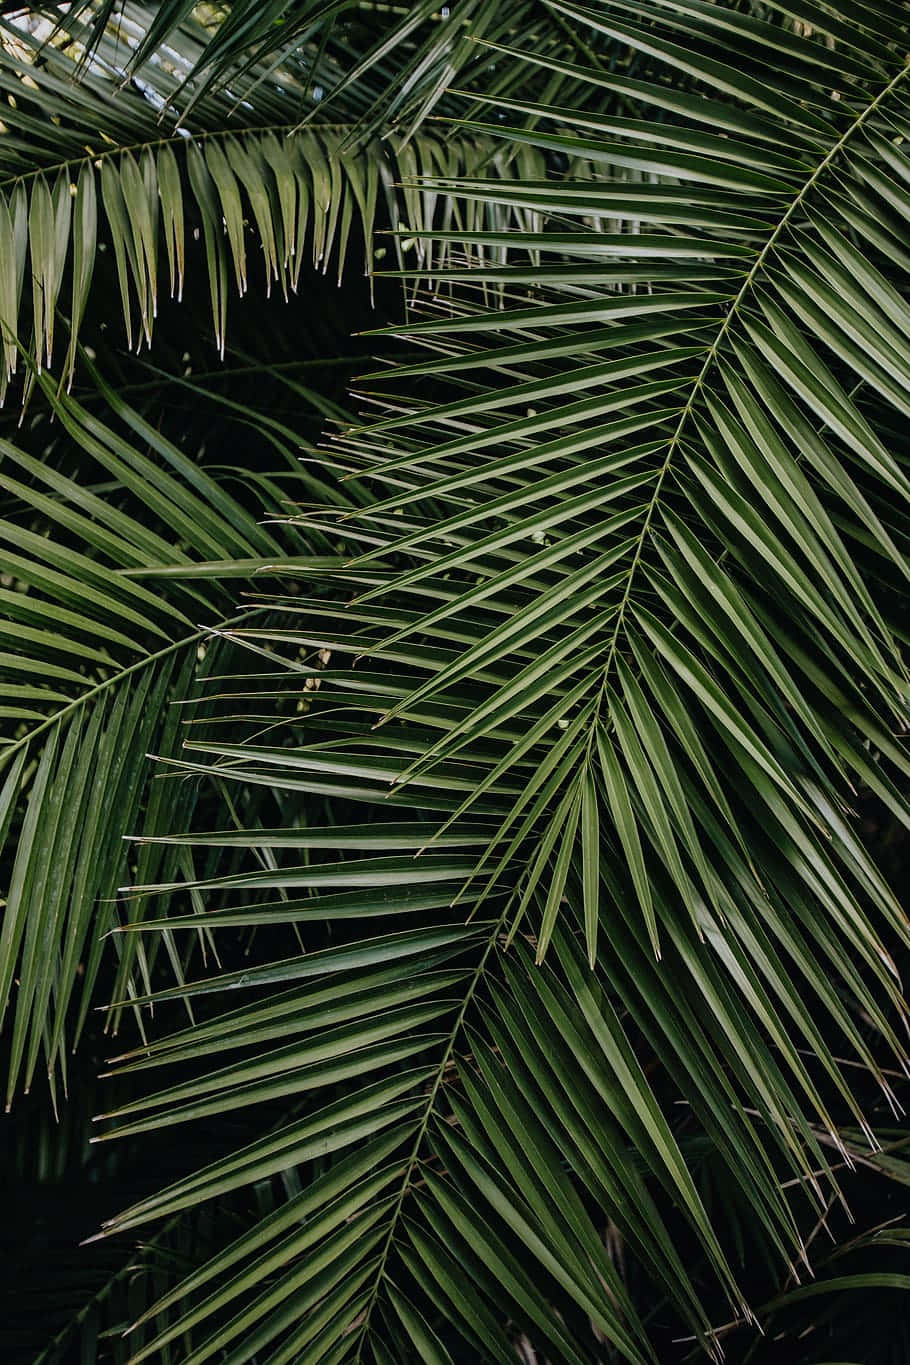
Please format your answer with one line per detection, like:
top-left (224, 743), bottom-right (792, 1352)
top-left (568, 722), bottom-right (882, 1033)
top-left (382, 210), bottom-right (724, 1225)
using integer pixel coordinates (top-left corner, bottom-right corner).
top-left (5, 0), bottom-right (910, 1361)
top-left (31, 0), bottom-right (610, 137)
top-left (0, 354), bottom-right (348, 1101)
top-left (0, 16), bottom-right (570, 390)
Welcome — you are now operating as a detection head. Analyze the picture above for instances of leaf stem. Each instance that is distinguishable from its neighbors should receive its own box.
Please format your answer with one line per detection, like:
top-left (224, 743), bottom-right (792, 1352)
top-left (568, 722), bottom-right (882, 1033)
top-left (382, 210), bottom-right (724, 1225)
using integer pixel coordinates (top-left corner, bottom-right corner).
top-left (352, 906), bottom-right (509, 1360)
top-left (595, 58), bottom-right (910, 708)
top-left (0, 610), bottom-right (261, 767)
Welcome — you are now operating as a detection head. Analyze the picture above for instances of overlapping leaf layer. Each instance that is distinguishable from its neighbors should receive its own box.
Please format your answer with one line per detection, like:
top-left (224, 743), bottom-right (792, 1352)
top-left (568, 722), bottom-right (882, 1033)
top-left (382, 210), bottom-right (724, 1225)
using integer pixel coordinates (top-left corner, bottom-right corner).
top-left (3, 1), bottom-right (910, 1361)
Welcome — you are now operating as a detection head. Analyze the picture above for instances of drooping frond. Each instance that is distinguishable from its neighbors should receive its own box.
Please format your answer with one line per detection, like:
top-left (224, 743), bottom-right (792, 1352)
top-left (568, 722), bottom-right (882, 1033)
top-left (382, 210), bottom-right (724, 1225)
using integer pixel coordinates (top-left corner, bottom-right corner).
top-left (0, 356), bottom-right (348, 1102)
top-left (0, 20), bottom-right (551, 390)
top-left (0, 4), bottom-right (613, 388)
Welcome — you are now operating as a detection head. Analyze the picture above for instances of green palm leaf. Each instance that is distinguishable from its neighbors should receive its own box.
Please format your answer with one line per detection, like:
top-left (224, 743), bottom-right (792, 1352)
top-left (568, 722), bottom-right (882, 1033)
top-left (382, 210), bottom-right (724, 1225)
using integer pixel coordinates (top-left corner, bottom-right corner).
top-left (0, 16), bottom-right (572, 389)
top-left (0, 0), bottom-right (649, 384)
top-left (6, 1), bottom-right (910, 1361)
top-left (0, 355), bottom-right (346, 1101)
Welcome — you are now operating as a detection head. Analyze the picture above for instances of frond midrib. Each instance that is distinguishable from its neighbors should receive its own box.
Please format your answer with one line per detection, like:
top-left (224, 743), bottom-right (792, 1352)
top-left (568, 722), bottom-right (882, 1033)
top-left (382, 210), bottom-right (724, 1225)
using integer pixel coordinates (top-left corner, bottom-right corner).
top-left (0, 119), bottom-right (371, 193)
top-left (2, 609), bottom-right (255, 764)
top-left (594, 56), bottom-right (910, 698)
top-left (351, 904), bottom-right (511, 1360)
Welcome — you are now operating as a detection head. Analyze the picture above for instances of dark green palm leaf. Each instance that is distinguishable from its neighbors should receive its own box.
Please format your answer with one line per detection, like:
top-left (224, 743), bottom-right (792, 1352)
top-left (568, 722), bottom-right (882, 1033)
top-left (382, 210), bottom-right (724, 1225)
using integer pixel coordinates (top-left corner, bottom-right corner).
top-left (5, 1), bottom-right (910, 1362)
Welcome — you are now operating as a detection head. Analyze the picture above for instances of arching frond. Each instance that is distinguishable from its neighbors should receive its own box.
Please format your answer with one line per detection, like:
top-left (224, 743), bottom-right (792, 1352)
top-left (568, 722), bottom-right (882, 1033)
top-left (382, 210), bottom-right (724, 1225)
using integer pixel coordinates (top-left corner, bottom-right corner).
top-left (5, 1), bottom-right (910, 1362)
top-left (76, 2), bottom-right (910, 1361)
top-left (0, 19), bottom-right (560, 392)
top-left (0, 358), bottom-right (345, 1101)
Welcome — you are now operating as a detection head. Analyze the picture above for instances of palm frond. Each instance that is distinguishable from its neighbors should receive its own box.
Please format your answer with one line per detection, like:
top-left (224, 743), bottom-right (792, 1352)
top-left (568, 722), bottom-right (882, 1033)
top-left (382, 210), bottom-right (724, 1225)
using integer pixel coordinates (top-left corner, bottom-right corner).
top-left (0, 0), bottom-right (636, 387)
top-left (73, 2), bottom-right (910, 1360)
top-left (0, 355), bottom-right (346, 1102)
top-left (0, 17), bottom-right (568, 391)
top-left (31, 0), bottom-right (608, 138)
top-left (4, 1), bottom-right (910, 1361)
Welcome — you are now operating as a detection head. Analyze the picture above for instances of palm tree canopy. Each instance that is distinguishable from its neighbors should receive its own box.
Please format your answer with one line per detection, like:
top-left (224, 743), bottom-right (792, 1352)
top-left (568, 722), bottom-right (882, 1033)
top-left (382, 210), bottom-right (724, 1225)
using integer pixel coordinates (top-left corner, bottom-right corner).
top-left (2, 2), bottom-right (910, 1362)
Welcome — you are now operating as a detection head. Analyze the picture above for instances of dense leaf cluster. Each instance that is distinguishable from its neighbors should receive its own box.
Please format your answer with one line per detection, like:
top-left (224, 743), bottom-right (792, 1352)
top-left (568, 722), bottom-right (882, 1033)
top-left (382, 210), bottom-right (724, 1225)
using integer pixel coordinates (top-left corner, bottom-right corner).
top-left (2, 2), bottom-right (910, 1362)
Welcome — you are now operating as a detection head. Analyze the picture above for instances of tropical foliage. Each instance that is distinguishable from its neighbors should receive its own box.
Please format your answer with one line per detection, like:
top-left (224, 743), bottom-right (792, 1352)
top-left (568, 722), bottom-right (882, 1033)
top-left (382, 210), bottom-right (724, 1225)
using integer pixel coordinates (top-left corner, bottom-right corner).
top-left (2, 1), bottom-right (910, 1361)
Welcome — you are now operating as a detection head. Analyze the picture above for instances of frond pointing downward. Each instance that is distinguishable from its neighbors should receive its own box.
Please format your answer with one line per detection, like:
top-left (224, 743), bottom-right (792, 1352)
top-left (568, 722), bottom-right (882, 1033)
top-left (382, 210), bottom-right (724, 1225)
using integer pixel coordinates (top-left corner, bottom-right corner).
top-left (336, 0), bottom-right (910, 982)
top-left (0, 19), bottom-right (557, 394)
top-left (32, 1), bottom-right (910, 1361)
